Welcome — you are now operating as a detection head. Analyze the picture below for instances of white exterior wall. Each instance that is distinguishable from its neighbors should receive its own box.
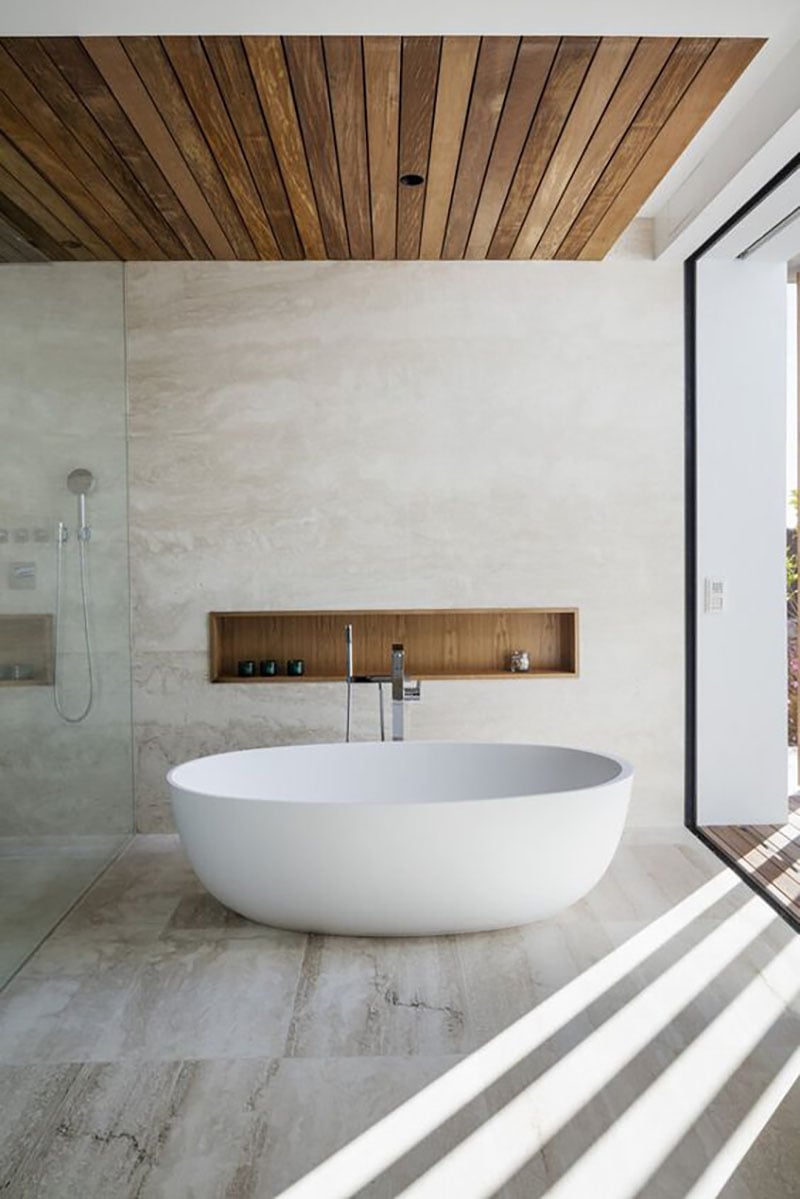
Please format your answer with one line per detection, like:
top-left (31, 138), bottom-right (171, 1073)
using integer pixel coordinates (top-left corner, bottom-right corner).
top-left (695, 257), bottom-right (788, 824)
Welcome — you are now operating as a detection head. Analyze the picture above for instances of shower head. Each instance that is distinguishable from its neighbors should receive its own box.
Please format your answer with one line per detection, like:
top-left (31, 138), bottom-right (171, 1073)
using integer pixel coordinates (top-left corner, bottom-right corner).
top-left (66, 469), bottom-right (95, 539)
top-left (67, 468), bottom-right (95, 496)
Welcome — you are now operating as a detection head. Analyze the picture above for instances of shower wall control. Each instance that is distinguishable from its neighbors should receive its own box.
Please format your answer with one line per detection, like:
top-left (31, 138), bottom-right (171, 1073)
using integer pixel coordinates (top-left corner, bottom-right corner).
top-left (0, 526), bottom-right (50, 545)
top-left (9, 562), bottom-right (36, 590)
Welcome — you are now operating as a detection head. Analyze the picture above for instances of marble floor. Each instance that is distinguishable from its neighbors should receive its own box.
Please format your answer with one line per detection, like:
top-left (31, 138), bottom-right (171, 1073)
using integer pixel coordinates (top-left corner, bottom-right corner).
top-left (0, 831), bottom-right (799, 1198)
top-left (0, 835), bottom-right (128, 987)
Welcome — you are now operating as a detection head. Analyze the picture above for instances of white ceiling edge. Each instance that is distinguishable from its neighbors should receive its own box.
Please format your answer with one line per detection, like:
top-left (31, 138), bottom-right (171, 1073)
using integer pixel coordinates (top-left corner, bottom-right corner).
top-left (0, 0), bottom-right (795, 37)
top-left (638, 26), bottom-right (795, 218)
top-left (653, 26), bottom-right (800, 259)
top-left (744, 211), bottom-right (800, 264)
top-left (702, 171), bottom-right (800, 260)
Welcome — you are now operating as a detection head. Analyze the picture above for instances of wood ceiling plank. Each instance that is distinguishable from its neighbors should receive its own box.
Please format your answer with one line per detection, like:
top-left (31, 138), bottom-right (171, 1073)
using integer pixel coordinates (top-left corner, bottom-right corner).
top-left (511, 37), bottom-right (637, 258)
top-left (0, 156), bottom-right (94, 259)
top-left (243, 36), bottom-right (326, 259)
top-left (120, 36), bottom-right (254, 259)
top-left (0, 42), bottom-right (163, 259)
top-left (488, 38), bottom-right (597, 260)
top-left (0, 208), bottom-right (49, 261)
top-left (323, 37), bottom-right (372, 259)
top-left (364, 35), bottom-right (401, 261)
top-left (41, 36), bottom-right (211, 259)
top-left (442, 36), bottom-right (519, 260)
top-left (205, 37), bottom-right (302, 260)
top-left (555, 38), bottom-right (716, 260)
top-left (3, 38), bottom-right (186, 258)
top-left (161, 36), bottom-right (280, 259)
top-left (0, 126), bottom-right (114, 258)
top-left (283, 36), bottom-right (347, 258)
top-left (0, 88), bottom-right (129, 258)
top-left (465, 37), bottom-right (558, 260)
top-left (82, 36), bottom-right (234, 258)
top-left (419, 37), bottom-right (478, 260)
top-left (397, 36), bottom-right (441, 260)
top-left (0, 219), bottom-right (48, 261)
top-left (533, 37), bottom-right (676, 259)
top-left (0, 232), bottom-right (24, 262)
top-left (0, 229), bottom-right (18, 261)
top-left (0, 189), bottom-right (76, 260)
top-left (579, 37), bottom-right (764, 259)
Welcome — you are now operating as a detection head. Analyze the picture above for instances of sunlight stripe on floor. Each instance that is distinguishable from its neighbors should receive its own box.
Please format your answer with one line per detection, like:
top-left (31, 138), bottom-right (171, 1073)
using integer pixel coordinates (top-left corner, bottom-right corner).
top-left (394, 895), bottom-right (775, 1198)
top-left (537, 942), bottom-right (800, 1198)
top-left (275, 869), bottom-right (740, 1199)
top-left (682, 1043), bottom-right (800, 1199)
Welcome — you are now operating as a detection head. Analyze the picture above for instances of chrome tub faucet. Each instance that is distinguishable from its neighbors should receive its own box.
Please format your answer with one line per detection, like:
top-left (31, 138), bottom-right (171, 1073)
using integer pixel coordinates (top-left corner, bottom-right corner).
top-left (391, 643), bottom-right (421, 742)
top-left (344, 626), bottom-right (421, 742)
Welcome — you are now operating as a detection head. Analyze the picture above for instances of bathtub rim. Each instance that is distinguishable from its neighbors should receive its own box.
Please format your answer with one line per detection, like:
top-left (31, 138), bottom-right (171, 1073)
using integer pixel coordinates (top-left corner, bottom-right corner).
top-left (167, 741), bottom-right (634, 807)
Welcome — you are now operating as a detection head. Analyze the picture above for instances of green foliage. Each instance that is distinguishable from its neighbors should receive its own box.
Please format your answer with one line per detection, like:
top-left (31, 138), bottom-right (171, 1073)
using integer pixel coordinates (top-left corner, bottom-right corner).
top-left (788, 546), bottom-right (798, 597)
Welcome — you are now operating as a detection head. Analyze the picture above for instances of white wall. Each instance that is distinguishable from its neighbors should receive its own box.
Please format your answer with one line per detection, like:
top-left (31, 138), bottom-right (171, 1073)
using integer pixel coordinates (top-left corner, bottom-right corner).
top-left (3, 0), bottom-right (790, 36)
top-left (126, 253), bottom-right (685, 832)
top-left (695, 258), bottom-right (788, 824)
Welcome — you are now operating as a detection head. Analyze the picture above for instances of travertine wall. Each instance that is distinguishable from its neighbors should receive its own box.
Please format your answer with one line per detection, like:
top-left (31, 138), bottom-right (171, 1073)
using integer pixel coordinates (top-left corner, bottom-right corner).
top-left (126, 249), bottom-right (684, 831)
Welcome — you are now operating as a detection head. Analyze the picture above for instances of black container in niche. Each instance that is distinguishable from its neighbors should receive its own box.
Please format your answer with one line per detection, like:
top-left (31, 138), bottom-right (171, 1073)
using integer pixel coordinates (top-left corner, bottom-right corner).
top-left (259, 659), bottom-right (278, 677)
top-left (237, 659), bottom-right (256, 677)
top-left (287, 659), bottom-right (305, 677)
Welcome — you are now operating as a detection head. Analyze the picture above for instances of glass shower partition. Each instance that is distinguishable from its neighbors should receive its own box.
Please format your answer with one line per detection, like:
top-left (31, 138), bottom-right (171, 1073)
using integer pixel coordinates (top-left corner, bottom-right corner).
top-left (0, 263), bottom-right (133, 986)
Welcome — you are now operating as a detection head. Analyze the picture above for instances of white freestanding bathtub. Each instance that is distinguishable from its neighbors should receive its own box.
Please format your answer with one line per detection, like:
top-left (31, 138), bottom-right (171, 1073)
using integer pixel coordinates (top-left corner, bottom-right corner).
top-left (168, 742), bottom-right (632, 936)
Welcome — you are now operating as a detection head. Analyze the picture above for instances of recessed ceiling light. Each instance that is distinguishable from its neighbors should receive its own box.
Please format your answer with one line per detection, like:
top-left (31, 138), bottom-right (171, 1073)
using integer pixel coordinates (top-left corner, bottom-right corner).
top-left (399, 173), bottom-right (425, 188)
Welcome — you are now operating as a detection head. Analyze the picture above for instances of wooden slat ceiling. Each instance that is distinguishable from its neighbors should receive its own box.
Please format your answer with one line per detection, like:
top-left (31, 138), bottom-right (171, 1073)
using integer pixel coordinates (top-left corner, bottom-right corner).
top-left (0, 35), bottom-right (763, 263)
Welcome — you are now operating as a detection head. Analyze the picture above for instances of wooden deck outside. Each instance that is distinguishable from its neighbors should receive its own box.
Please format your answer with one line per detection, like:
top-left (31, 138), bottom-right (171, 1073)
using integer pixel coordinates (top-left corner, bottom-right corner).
top-left (702, 794), bottom-right (800, 922)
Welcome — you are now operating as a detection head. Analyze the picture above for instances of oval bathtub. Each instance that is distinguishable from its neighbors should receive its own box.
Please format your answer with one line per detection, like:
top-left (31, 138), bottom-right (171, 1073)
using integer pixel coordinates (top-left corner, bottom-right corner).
top-left (168, 742), bottom-right (633, 936)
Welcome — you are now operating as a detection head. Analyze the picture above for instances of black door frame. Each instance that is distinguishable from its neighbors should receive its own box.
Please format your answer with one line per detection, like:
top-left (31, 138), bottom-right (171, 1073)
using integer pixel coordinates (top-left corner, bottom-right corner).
top-left (684, 152), bottom-right (800, 931)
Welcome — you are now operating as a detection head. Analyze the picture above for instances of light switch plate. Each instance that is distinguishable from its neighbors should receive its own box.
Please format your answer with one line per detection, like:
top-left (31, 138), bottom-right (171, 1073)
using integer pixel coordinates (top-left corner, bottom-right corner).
top-left (704, 577), bottom-right (725, 613)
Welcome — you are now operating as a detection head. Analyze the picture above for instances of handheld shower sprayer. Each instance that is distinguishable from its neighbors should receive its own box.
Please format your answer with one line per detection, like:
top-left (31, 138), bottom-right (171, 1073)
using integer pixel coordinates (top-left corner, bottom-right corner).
top-left (66, 467), bottom-right (95, 541)
top-left (54, 468), bottom-right (96, 723)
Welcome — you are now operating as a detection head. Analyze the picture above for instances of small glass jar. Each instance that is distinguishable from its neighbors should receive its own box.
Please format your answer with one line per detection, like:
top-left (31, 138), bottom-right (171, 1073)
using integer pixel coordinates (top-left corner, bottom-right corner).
top-left (287, 659), bottom-right (305, 677)
top-left (508, 649), bottom-right (530, 673)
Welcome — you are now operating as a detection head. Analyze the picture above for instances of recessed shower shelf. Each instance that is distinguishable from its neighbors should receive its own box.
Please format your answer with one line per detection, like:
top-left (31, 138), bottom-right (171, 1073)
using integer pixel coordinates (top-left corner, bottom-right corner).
top-left (0, 614), bottom-right (54, 686)
top-left (209, 608), bottom-right (579, 682)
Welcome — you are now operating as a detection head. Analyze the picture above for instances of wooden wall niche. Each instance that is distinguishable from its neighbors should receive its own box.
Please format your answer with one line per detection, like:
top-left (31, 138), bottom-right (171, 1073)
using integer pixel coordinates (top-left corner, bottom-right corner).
top-left (210, 608), bottom-right (578, 682)
top-left (0, 614), bottom-right (54, 685)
